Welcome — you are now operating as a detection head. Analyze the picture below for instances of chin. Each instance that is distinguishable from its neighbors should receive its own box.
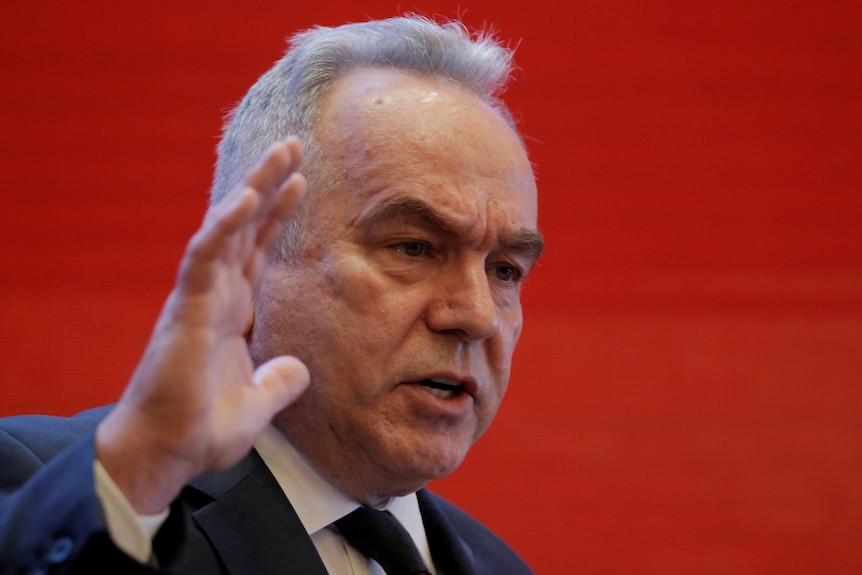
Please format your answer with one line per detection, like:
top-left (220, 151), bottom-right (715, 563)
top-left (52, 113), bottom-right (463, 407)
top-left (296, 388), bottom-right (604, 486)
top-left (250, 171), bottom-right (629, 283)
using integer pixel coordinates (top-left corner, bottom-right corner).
top-left (382, 437), bottom-right (472, 486)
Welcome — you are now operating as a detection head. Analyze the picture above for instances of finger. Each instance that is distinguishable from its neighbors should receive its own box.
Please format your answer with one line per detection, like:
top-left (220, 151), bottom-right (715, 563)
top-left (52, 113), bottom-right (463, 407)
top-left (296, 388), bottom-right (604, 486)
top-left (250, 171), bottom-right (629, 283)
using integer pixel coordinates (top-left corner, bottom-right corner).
top-left (243, 140), bottom-right (305, 246)
top-left (200, 137), bottom-right (303, 243)
top-left (243, 137), bottom-right (304, 202)
top-left (180, 140), bottom-right (304, 289)
top-left (206, 138), bottom-right (302, 242)
top-left (271, 172), bottom-right (307, 222)
top-left (241, 172), bottom-right (308, 281)
top-left (178, 187), bottom-right (258, 295)
top-left (252, 355), bottom-right (311, 412)
top-left (240, 170), bottom-right (308, 279)
top-left (255, 173), bottom-right (307, 251)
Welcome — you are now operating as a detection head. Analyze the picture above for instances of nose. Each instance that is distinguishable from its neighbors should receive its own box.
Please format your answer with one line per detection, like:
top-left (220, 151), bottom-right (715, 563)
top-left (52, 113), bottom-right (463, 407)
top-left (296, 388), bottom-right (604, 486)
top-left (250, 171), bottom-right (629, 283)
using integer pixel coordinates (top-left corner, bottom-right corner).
top-left (424, 260), bottom-right (498, 341)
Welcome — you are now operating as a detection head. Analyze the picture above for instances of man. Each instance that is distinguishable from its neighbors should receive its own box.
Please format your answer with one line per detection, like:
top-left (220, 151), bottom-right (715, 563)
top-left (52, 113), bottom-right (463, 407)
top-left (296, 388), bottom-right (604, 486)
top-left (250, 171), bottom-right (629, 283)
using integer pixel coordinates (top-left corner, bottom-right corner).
top-left (0, 15), bottom-right (544, 574)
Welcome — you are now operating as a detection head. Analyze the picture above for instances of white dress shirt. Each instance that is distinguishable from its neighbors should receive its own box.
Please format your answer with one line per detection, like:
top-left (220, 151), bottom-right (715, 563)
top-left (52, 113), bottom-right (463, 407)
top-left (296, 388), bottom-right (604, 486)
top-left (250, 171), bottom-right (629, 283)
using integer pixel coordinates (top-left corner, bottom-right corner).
top-left (95, 425), bottom-right (438, 574)
top-left (255, 425), bottom-right (437, 575)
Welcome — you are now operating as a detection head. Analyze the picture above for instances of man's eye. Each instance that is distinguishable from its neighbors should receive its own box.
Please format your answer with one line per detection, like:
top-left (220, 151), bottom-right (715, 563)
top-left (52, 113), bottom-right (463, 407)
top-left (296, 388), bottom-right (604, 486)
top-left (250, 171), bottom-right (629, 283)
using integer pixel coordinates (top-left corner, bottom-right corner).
top-left (394, 241), bottom-right (427, 257)
top-left (493, 265), bottom-right (521, 283)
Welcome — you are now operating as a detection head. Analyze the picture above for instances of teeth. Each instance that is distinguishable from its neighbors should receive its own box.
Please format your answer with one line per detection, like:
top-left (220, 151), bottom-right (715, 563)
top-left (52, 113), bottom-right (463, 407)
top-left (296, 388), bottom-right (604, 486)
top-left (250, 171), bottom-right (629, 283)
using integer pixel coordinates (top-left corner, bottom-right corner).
top-left (418, 378), bottom-right (462, 399)
top-left (428, 377), bottom-right (460, 387)
top-left (424, 386), bottom-right (458, 399)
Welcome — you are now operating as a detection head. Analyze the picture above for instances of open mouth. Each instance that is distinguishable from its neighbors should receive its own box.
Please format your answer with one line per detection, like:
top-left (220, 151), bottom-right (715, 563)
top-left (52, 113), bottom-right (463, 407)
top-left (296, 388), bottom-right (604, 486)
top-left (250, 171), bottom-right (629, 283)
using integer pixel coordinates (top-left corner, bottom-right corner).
top-left (418, 378), bottom-right (463, 400)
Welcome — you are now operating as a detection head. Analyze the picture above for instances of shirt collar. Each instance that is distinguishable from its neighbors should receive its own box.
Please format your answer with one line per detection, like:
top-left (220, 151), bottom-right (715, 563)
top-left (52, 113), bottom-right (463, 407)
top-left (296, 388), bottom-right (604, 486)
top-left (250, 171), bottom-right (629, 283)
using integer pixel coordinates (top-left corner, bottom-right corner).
top-left (254, 425), bottom-right (434, 570)
top-left (254, 425), bottom-right (358, 536)
top-left (253, 425), bottom-right (425, 535)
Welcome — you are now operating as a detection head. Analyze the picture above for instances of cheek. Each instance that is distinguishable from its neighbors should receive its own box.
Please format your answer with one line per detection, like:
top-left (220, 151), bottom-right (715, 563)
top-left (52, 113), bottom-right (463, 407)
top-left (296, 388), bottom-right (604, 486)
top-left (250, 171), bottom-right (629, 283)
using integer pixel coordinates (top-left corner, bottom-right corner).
top-left (506, 305), bottom-right (524, 344)
top-left (496, 305), bottom-right (523, 366)
top-left (323, 254), bottom-right (421, 335)
top-left (325, 254), bottom-right (383, 305)
top-left (248, 271), bottom-right (324, 364)
top-left (484, 307), bottom-right (522, 401)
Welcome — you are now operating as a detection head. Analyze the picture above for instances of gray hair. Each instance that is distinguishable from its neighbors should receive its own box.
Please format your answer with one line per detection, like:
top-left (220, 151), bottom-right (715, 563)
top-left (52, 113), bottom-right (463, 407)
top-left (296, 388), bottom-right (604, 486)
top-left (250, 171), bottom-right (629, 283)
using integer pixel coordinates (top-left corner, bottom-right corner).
top-left (210, 15), bottom-right (521, 254)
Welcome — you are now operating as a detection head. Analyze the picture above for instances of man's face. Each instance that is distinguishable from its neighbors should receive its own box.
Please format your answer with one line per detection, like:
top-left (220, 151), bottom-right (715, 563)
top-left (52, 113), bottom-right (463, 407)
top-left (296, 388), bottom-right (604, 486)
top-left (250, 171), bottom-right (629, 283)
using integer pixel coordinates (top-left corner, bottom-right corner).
top-left (249, 67), bottom-right (542, 504)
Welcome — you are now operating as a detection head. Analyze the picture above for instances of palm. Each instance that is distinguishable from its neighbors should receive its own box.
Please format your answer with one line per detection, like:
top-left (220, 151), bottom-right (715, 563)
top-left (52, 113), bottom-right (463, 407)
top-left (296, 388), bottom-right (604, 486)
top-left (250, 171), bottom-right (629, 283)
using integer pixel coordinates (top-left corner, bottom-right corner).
top-left (96, 139), bottom-right (311, 513)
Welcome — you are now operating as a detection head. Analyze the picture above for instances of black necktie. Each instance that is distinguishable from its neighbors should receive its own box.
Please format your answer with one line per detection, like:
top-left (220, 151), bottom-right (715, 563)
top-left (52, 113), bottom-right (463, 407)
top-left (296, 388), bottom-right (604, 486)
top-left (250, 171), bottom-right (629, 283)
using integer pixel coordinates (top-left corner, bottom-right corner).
top-left (334, 506), bottom-right (431, 575)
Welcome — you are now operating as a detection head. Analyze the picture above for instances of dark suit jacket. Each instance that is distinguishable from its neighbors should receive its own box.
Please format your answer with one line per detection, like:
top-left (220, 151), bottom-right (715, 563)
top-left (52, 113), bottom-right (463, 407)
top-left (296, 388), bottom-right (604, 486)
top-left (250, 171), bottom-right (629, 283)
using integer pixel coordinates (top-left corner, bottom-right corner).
top-left (0, 406), bottom-right (533, 575)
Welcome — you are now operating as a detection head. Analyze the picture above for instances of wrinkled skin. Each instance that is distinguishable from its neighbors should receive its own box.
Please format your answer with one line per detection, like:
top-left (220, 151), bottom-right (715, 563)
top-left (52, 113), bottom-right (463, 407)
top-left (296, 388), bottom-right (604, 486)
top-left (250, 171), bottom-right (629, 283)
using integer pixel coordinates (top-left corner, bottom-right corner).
top-left (249, 68), bottom-right (544, 506)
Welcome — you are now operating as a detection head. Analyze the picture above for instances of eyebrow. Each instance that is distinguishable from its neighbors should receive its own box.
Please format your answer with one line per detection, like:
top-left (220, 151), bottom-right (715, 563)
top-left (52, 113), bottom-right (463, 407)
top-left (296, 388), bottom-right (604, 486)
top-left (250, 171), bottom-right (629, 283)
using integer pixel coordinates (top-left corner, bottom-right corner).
top-left (501, 227), bottom-right (546, 265)
top-left (365, 196), bottom-right (546, 264)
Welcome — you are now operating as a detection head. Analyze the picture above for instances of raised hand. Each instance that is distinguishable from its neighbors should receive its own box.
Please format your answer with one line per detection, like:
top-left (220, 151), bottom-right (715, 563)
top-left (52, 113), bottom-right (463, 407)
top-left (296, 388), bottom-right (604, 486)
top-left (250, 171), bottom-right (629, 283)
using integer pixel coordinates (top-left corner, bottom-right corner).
top-left (96, 139), bottom-right (311, 514)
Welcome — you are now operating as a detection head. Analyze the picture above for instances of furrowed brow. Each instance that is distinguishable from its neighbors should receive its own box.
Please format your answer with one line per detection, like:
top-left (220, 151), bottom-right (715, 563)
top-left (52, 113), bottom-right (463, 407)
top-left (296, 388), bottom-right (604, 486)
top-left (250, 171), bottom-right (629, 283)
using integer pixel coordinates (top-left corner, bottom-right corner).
top-left (365, 196), bottom-right (461, 235)
top-left (365, 195), bottom-right (545, 264)
top-left (500, 229), bottom-right (546, 268)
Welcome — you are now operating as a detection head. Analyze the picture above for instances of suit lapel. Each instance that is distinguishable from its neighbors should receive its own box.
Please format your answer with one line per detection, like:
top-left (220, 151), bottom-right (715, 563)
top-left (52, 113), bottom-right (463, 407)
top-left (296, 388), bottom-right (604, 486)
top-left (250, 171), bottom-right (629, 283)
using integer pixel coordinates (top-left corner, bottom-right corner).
top-left (184, 453), bottom-right (481, 575)
top-left (188, 450), bottom-right (329, 575)
top-left (417, 489), bottom-right (477, 575)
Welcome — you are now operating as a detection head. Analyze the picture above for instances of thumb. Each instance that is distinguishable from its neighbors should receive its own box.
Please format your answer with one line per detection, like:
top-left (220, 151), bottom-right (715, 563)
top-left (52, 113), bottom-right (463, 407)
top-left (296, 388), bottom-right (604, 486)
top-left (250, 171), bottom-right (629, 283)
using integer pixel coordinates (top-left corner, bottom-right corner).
top-left (252, 355), bottom-right (311, 412)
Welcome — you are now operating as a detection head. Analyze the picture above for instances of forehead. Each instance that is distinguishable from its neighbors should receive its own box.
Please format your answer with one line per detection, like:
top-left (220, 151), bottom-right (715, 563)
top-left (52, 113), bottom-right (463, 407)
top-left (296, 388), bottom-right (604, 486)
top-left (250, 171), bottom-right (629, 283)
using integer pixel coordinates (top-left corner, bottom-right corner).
top-left (313, 68), bottom-right (539, 235)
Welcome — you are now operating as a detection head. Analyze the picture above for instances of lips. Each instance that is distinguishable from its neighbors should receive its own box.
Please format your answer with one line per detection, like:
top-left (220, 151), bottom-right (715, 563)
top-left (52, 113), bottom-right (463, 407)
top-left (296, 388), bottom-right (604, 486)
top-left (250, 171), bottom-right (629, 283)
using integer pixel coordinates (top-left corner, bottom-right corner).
top-left (418, 377), bottom-right (463, 399)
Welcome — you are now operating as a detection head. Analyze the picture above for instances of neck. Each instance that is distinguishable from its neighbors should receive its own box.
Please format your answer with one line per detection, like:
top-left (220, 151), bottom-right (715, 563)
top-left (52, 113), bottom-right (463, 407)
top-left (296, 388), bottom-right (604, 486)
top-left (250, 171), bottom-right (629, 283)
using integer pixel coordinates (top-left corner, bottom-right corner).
top-left (272, 410), bottom-right (427, 507)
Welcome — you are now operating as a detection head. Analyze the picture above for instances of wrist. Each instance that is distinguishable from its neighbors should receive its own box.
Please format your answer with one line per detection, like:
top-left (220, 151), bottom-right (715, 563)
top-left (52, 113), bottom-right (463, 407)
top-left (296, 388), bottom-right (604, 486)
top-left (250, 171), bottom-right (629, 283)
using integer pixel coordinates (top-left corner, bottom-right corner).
top-left (95, 407), bottom-right (194, 515)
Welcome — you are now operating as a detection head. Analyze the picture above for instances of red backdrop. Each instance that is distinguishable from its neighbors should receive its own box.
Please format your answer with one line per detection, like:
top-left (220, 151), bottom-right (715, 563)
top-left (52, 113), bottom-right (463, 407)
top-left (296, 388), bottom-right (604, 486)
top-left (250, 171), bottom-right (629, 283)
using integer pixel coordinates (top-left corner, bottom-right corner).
top-left (2, 1), bottom-right (860, 573)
